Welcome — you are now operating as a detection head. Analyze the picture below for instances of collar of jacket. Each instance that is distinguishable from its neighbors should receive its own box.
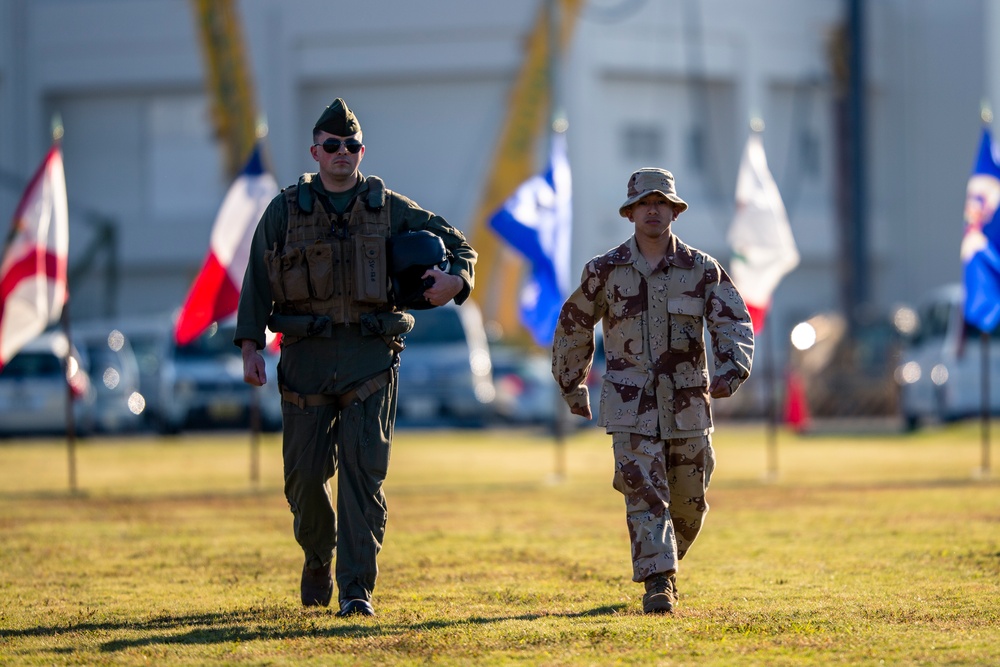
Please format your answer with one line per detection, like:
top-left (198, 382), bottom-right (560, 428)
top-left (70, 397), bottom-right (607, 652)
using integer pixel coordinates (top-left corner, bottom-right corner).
top-left (297, 172), bottom-right (369, 213)
top-left (609, 235), bottom-right (695, 269)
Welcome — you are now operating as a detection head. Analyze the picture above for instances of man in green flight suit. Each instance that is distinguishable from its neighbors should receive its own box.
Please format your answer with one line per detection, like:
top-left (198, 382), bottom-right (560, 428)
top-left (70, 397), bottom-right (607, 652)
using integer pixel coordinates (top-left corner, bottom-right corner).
top-left (235, 98), bottom-right (477, 616)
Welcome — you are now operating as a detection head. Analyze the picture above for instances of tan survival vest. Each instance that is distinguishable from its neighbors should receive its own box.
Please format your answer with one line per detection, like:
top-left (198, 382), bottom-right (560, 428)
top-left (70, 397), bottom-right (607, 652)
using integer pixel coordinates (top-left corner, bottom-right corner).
top-left (265, 174), bottom-right (392, 325)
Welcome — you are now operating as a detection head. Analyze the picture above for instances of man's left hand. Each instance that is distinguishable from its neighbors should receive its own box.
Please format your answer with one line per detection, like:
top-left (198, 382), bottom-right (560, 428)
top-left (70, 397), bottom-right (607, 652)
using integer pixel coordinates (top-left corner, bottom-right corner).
top-left (709, 377), bottom-right (732, 399)
top-left (422, 268), bottom-right (463, 306)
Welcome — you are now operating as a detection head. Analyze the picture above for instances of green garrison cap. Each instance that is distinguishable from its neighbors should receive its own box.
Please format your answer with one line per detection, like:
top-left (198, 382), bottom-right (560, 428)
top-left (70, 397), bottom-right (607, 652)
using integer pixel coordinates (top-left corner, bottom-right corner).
top-left (313, 98), bottom-right (361, 136)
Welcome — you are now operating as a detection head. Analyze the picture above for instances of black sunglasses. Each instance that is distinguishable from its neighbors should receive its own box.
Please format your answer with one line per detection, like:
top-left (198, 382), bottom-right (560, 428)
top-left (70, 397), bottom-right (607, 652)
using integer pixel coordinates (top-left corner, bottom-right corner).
top-left (313, 138), bottom-right (363, 154)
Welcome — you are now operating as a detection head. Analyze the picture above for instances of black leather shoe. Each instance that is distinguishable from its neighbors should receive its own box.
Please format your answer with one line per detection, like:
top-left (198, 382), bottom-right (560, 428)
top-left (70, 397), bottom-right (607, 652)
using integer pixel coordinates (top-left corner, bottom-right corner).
top-left (336, 598), bottom-right (375, 617)
top-left (300, 562), bottom-right (333, 607)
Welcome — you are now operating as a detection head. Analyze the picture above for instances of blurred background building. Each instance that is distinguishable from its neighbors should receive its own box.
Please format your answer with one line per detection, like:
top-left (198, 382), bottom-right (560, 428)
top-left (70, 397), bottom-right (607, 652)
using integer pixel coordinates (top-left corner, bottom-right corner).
top-left (1, 0), bottom-right (998, 423)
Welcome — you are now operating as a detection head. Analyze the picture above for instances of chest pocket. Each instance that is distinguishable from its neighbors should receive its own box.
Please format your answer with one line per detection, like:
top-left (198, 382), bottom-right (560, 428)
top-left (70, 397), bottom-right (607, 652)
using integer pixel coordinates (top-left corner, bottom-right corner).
top-left (667, 296), bottom-right (704, 353)
top-left (606, 271), bottom-right (646, 325)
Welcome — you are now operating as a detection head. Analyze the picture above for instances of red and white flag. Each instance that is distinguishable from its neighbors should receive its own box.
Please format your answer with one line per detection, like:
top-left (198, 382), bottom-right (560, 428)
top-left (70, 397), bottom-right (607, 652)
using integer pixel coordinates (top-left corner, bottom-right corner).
top-left (175, 143), bottom-right (277, 345)
top-left (0, 144), bottom-right (69, 372)
top-left (727, 133), bottom-right (799, 334)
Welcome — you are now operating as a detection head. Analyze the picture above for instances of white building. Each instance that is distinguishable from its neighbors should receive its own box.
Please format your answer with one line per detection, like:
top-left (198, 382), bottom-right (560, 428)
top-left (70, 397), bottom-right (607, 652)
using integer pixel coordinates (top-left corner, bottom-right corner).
top-left (0, 0), bottom-right (993, 354)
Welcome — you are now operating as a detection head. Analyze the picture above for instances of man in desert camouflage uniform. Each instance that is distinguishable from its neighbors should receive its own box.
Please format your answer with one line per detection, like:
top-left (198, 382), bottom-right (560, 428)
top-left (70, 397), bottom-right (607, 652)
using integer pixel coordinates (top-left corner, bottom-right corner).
top-left (552, 168), bottom-right (753, 614)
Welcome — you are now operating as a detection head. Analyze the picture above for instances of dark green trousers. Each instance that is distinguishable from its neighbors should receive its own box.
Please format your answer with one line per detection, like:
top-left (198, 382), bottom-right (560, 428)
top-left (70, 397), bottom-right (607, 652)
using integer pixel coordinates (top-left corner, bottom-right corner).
top-left (278, 329), bottom-right (396, 603)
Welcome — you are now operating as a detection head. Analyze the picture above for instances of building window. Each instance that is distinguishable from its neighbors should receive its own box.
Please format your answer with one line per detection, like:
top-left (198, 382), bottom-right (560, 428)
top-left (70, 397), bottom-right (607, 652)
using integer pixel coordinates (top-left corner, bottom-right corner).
top-left (622, 124), bottom-right (664, 162)
top-left (799, 129), bottom-right (820, 177)
top-left (687, 126), bottom-right (705, 173)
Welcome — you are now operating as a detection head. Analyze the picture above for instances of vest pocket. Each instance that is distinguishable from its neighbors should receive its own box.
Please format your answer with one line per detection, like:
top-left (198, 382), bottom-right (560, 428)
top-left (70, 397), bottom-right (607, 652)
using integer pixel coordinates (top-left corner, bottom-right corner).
top-left (353, 234), bottom-right (388, 304)
top-left (265, 244), bottom-right (286, 303)
top-left (281, 246), bottom-right (311, 302)
top-left (305, 242), bottom-right (334, 300)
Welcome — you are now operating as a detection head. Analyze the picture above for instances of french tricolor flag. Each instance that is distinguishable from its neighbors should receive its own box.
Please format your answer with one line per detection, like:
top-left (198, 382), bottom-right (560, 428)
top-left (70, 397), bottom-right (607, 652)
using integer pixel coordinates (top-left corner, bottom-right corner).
top-left (175, 143), bottom-right (277, 345)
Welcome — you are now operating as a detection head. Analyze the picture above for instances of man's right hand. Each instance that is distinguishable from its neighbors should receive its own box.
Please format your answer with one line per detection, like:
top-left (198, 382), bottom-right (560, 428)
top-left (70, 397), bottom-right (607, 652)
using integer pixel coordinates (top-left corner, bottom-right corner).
top-left (240, 339), bottom-right (267, 386)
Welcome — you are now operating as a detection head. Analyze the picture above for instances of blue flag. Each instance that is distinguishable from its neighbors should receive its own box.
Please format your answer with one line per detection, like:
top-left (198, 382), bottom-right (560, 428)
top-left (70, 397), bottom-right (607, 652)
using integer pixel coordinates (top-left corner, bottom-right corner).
top-left (962, 127), bottom-right (1000, 332)
top-left (489, 132), bottom-right (572, 346)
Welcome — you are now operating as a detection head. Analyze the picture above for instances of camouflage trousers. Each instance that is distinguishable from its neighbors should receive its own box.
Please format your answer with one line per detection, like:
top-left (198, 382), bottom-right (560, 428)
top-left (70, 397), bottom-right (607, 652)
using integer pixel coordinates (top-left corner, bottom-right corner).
top-left (611, 432), bottom-right (715, 582)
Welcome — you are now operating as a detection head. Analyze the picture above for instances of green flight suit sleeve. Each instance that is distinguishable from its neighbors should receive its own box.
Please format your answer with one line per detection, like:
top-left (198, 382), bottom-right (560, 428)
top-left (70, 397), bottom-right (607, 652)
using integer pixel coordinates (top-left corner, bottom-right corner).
top-left (234, 193), bottom-right (288, 350)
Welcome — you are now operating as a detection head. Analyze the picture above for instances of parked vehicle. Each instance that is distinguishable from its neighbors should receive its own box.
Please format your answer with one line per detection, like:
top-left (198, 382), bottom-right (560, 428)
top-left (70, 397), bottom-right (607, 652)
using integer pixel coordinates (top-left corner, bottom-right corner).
top-left (156, 319), bottom-right (282, 434)
top-left (492, 331), bottom-right (604, 427)
top-left (786, 310), bottom-right (904, 419)
top-left (0, 331), bottom-right (94, 437)
top-left (72, 321), bottom-right (147, 434)
top-left (96, 314), bottom-right (281, 434)
top-left (492, 347), bottom-right (556, 424)
top-left (74, 314), bottom-right (176, 432)
top-left (396, 301), bottom-right (495, 426)
top-left (895, 283), bottom-right (1000, 430)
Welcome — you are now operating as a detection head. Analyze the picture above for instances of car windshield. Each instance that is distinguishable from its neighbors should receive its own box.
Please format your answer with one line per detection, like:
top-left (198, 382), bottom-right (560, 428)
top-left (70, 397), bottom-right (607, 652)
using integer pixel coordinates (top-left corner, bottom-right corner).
top-left (175, 325), bottom-right (237, 359)
top-left (406, 310), bottom-right (466, 345)
top-left (1, 352), bottom-right (63, 379)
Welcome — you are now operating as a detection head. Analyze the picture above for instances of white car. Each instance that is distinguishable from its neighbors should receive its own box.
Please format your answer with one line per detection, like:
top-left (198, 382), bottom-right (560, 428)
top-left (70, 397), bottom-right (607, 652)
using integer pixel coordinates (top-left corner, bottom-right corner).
top-left (95, 314), bottom-right (282, 434)
top-left (396, 301), bottom-right (496, 426)
top-left (72, 320), bottom-right (147, 434)
top-left (896, 283), bottom-right (1000, 430)
top-left (156, 319), bottom-right (282, 434)
top-left (0, 331), bottom-right (94, 437)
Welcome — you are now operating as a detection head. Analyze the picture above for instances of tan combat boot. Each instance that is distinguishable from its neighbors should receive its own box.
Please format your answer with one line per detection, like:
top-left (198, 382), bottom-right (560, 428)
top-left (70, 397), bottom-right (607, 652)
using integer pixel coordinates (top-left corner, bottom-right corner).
top-left (642, 572), bottom-right (677, 614)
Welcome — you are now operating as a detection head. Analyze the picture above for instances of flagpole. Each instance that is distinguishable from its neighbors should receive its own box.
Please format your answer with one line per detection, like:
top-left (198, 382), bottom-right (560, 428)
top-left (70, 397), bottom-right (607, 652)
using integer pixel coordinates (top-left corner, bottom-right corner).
top-left (48, 119), bottom-right (78, 495)
top-left (764, 320), bottom-right (779, 481)
top-left (548, 0), bottom-right (567, 483)
top-left (61, 299), bottom-right (78, 495)
top-left (978, 104), bottom-right (992, 480)
top-left (249, 387), bottom-right (261, 488)
top-left (980, 331), bottom-right (992, 477)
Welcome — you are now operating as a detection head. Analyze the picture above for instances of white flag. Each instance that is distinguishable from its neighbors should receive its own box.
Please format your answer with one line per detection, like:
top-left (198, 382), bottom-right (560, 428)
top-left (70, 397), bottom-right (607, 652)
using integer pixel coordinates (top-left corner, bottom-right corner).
top-left (727, 133), bottom-right (799, 333)
top-left (0, 145), bottom-right (69, 371)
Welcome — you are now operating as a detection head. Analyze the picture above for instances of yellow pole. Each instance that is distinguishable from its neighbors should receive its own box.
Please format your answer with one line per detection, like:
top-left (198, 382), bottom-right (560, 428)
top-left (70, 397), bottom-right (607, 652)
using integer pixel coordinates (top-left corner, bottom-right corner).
top-left (469, 0), bottom-right (582, 339)
top-left (189, 0), bottom-right (259, 180)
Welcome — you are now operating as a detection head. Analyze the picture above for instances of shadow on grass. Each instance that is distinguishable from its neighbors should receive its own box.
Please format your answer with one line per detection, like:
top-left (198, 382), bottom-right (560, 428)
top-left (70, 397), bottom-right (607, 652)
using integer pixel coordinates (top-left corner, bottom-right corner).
top-left (1, 603), bottom-right (630, 653)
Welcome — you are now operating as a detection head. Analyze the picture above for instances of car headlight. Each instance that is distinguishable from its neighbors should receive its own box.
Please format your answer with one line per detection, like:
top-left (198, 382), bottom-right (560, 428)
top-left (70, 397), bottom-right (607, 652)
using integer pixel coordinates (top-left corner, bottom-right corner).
top-left (103, 367), bottom-right (121, 390)
top-left (128, 392), bottom-right (146, 415)
top-left (469, 350), bottom-right (492, 377)
top-left (895, 361), bottom-right (921, 385)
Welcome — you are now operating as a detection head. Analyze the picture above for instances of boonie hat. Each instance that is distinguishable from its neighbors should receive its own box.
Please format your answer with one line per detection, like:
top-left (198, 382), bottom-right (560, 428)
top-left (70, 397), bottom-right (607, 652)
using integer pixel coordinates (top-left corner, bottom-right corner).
top-left (619, 168), bottom-right (688, 217)
top-left (313, 98), bottom-right (361, 136)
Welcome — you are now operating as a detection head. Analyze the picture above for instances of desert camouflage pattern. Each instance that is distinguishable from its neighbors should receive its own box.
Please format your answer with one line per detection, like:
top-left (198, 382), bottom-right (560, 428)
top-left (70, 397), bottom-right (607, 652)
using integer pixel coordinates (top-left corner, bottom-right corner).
top-left (612, 432), bottom-right (715, 581)
top-left (552, 234), bottom-right (753, 438)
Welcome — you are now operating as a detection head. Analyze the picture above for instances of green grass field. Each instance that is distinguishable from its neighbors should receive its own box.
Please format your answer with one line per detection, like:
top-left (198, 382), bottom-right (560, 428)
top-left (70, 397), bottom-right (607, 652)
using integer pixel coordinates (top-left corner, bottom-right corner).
top-left (0, 422), bottom-right (997, 666)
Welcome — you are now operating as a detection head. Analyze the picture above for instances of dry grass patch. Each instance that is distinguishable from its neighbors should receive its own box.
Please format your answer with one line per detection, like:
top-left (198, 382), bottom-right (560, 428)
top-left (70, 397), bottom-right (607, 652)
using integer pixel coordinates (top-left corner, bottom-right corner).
top-left (0, 422), bottom-right (997, 665)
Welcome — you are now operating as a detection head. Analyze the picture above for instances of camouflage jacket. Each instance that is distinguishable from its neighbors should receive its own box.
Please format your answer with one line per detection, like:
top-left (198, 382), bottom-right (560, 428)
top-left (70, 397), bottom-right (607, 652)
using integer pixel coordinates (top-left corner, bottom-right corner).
top-left (552, 234), bottom-right (753, 438)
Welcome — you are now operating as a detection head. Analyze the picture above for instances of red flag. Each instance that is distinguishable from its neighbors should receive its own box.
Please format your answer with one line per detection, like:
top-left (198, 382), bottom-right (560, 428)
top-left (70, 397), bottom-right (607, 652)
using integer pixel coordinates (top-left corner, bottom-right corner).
top-left (727, 133), bottom-right (800, 334)
top-left (175, 143), bottom-right (277, 344)
top-left (0, 144), bottom-right (69, 372)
